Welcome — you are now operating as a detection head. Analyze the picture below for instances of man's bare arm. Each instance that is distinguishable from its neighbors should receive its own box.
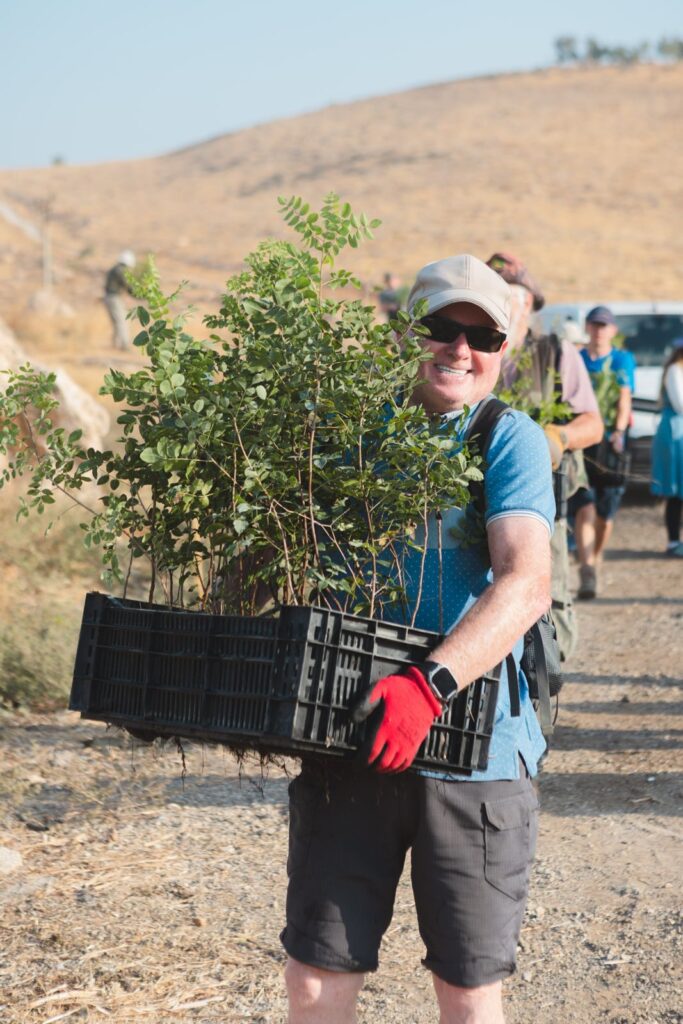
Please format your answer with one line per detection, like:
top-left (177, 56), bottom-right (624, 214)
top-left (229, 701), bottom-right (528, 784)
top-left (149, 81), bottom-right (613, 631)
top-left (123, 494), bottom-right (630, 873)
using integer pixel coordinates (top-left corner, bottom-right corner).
top-left (426, 515), bottom-right (552, 686)
top-left (614, 385), bottom-right (632, 433)
top-left (563, 410), bottom-right (603, 450)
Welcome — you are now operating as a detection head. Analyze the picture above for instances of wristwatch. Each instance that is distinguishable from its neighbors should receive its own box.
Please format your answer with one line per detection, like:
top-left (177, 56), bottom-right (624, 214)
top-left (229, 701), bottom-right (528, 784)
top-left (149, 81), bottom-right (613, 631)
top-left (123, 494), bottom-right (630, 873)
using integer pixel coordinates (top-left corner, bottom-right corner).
top-left (421, 660), bottom-right (460, 707)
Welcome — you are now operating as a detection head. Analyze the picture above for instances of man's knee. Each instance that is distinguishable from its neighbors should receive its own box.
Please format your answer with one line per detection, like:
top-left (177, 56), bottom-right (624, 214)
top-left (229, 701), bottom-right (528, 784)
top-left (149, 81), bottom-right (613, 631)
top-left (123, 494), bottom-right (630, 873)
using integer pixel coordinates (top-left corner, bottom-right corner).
top-left (432, 975), bottom-right (504, 1024)
top-left (285, 957), bottom-right (364, 1014)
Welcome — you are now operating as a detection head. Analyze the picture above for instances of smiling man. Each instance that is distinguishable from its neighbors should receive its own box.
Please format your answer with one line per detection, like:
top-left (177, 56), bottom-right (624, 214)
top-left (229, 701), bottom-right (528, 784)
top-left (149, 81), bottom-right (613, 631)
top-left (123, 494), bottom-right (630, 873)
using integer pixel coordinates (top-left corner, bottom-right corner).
top-left (282, 254), bottom-right (554, 1024)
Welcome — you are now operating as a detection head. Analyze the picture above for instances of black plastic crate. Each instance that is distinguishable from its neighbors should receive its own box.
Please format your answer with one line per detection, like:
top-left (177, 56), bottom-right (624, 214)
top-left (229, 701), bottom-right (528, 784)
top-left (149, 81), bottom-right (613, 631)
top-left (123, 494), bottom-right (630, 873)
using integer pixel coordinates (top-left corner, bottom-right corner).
top-left (71, 593), bottom-right (280, 738)
top-left (270, 606), bottom-right (498, 772)
top-left (70, 593), bottom-right (500, 773)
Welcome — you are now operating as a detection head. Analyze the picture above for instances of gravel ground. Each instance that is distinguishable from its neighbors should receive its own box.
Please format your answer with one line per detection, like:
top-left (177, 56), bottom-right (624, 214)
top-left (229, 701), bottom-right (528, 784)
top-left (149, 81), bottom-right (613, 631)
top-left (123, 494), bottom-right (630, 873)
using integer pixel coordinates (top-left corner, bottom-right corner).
top-left (0, 499), bottom-right (681, 1024)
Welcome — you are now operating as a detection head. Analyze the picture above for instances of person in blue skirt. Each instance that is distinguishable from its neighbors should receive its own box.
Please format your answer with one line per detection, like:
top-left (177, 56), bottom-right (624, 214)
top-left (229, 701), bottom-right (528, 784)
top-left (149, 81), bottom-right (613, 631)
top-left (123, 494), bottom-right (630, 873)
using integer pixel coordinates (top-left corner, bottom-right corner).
top-left (652, 339), bottom-right (683, 556)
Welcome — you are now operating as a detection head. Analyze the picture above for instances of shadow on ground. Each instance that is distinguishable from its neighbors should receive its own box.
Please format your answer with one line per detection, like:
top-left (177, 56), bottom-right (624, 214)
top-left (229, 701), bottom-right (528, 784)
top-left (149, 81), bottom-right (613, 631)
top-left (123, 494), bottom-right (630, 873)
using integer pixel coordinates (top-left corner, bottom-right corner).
top-left (552, 724), bottom-right (683, 751)
top-left (563, 700), bottom-right (683, 715)
top-left (604, 548), bottom-right (669, 561)
top-left (538, 769), bottom-right (683, 818)
top-left (563, 673), bottom-right (681, 689)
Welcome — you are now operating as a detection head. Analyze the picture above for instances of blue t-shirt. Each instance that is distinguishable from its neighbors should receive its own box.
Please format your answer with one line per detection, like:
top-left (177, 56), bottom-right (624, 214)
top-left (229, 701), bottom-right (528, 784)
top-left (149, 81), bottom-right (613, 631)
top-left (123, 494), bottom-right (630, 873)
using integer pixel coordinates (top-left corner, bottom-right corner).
top-left (580, 348), bottom-right (636, 392)
top-left (381, 398), bottom-right (555, 782)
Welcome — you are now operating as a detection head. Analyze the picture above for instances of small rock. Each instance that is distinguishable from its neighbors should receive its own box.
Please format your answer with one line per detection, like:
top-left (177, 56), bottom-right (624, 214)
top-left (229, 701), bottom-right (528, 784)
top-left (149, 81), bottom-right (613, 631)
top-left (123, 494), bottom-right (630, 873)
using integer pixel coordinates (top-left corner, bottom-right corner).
top-left (1, 875), bottom-right (54, 901)
top-left (25, 820), bottom-right (50, 832)
top-left (192, 916), bottom-right (206, 927)
top-left (620, 695), bottom-right (631, 703)
top-left (23, 772), bottom-right (47, 786)
top-left (50, 750), bottom-right (75, 768)
top-left (0, 847), bottom-right (23, 874)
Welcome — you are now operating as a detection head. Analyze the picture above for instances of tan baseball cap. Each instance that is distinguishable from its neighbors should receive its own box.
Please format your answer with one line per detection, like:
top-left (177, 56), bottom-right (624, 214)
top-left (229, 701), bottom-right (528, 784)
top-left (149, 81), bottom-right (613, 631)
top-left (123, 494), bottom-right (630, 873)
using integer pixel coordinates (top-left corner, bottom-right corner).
top-left (486, 251), bottom-right (545, 312)
top-left (407, 254), bottom-right (511, 331)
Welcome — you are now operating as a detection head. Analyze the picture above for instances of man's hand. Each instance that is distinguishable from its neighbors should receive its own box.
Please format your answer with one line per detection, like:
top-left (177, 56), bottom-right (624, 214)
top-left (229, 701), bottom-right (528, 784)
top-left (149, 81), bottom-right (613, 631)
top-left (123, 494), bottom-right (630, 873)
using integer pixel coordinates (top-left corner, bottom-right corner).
top-left (543, 423), bottom-right (568, 470)
top-left (352, 666), bottom-right (443, 773)
top-left (610, 428), bottom-right (625, 453)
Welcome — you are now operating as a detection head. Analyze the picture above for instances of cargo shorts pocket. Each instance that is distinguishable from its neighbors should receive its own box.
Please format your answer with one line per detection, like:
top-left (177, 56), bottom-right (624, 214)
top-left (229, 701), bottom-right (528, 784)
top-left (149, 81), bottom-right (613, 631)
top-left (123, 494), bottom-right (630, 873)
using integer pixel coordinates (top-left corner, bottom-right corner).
top-left (483, 788), bottom-right (539, 901)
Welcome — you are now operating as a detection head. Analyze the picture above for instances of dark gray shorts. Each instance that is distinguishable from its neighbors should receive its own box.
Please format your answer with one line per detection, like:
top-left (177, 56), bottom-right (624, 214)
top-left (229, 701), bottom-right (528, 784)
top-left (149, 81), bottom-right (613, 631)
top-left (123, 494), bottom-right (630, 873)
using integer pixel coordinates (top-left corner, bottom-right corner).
top-left (280, 760), bottom-right (539, 988)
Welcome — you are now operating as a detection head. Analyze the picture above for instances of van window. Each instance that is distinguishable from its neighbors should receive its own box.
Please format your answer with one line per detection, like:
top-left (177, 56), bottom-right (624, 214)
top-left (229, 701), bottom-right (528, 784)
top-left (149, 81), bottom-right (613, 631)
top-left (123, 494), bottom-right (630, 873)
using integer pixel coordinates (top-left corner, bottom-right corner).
top-left (616, 315), bottom-right (683, 367)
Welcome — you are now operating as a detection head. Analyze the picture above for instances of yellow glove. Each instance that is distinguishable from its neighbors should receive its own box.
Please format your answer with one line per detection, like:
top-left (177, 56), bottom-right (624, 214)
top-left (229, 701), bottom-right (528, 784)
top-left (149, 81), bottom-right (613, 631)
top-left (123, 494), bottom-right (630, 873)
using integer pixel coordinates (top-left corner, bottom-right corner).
top-left (543, 424), bottom-right (569, 470)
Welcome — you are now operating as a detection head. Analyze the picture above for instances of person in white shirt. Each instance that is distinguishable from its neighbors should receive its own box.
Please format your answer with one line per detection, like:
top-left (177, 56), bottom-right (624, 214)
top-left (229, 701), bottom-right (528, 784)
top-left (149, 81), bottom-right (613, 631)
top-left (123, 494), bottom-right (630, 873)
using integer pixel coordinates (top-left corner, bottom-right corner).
top-left (651, 339), bottom-right (683, 556)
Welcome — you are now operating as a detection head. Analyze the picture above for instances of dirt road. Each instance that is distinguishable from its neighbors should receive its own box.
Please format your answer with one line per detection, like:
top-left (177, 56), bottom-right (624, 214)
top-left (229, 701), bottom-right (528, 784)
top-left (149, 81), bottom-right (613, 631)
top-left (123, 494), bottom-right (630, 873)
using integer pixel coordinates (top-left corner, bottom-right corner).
top-left (1, 500), bottom-right (681, 1024)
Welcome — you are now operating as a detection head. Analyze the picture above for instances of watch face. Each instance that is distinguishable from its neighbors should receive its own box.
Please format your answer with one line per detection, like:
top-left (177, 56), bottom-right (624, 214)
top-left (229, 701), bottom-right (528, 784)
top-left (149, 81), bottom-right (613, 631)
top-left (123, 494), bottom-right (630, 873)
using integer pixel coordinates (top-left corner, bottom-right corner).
top-left (426, 662), bottom-right (458, 702)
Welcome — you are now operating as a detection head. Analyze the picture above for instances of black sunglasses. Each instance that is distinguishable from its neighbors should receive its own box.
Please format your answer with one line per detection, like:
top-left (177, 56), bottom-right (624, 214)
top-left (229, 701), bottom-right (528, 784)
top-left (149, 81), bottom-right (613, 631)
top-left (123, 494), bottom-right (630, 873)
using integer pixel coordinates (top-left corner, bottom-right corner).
top-left (418, 315), bottom-right (507, 353)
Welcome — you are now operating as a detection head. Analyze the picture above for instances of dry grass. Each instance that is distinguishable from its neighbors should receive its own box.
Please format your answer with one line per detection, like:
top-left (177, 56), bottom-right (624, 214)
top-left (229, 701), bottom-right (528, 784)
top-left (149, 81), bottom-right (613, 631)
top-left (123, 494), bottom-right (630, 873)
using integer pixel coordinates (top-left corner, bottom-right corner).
top-left (0, 505), bottom-right (682, 1024)
top-left (0, 718), bottom-right (296, 1023)
top-left (0, 496), bottom-right (102, 708)
top-left (1, 63), bottom-right (682, 328)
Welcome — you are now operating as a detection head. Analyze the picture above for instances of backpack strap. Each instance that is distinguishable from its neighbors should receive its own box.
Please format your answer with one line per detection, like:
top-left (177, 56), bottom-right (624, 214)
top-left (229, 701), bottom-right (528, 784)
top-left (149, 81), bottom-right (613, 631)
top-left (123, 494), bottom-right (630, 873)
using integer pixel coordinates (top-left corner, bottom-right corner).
top-left (465, 395), bottom-right (510, 449)
top-left (463, 397), bottom-right (520, 717)
top-left (506, 653), bottom-right (521, 718)
top-left (464, 396), bottom-right (510, 518)
top-left (526, 620), bottom-right (554, 735)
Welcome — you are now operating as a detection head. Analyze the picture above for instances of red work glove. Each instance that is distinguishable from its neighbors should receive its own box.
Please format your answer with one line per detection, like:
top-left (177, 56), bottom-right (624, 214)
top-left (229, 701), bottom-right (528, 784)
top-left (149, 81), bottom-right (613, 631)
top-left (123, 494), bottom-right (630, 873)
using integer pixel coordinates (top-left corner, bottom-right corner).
top-left (352, 666), bottom-right (443, 774)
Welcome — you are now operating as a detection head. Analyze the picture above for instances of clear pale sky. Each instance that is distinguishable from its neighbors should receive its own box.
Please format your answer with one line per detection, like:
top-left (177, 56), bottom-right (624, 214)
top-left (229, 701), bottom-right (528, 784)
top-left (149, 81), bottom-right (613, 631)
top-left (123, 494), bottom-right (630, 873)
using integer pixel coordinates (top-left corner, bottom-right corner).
top-left (1, 0), bottom-right (680, 170)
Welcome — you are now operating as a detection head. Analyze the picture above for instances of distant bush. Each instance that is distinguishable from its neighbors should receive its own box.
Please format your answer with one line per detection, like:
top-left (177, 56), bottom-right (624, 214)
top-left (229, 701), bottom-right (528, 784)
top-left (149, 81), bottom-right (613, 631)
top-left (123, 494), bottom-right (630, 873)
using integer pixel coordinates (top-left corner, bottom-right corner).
top-left (0, 499), bottom-right (105, 709)
top-left (554, 35), bottom-right (683, 66)
top-left (658, 37), bottom-right (683, 61)
top-left (0, 617), bottom-right (76, 710)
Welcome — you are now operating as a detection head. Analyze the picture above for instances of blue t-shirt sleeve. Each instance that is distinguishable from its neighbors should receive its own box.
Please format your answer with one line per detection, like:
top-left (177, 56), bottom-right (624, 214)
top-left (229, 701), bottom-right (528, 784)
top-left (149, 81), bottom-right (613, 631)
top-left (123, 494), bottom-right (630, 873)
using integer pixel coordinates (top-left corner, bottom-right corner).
top-left (613, 350), bottom-right (636, 391)
top-left (483, 410), bottom-right (555, 533)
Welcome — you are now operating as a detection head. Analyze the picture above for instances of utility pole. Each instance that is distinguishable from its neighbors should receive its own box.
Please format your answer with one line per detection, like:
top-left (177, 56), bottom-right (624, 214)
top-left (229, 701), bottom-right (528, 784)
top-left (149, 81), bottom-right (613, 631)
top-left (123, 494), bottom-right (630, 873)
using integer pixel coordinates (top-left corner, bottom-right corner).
top-left (41, 194), bottom-right (54, 292)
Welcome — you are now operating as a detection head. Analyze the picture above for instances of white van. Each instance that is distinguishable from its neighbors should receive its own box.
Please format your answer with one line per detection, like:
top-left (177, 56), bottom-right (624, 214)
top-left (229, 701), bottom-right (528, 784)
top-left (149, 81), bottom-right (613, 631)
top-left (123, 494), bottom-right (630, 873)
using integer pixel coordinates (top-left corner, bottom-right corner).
top-left (532, 302), bottom-right (683, 485)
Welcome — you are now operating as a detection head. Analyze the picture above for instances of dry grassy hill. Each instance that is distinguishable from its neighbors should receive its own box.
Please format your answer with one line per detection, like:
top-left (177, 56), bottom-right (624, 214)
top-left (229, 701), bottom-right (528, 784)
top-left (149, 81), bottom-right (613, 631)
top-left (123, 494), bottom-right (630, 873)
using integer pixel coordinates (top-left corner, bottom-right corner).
top-left (0, 62), bottom-right (682, 347)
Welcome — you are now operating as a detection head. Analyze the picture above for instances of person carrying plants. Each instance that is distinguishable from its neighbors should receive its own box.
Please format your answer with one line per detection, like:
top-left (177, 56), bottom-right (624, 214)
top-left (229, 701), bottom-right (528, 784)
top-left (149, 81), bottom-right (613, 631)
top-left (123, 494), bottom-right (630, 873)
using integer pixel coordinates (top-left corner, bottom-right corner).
top-left (282, 254), bottom-right (555, 1024)
top-left (568, 305), bottom-right (636, 599)
top-left (103, 250), bottom-right (136, 350)
top-left (485, 252), bottom-right (603, 661)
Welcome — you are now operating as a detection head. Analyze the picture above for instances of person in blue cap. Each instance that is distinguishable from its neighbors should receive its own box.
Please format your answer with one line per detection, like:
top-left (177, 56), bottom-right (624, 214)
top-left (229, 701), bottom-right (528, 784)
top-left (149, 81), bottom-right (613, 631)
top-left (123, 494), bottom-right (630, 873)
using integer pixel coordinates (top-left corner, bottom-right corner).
top-left (570, 305), bottom-right (636, 598)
